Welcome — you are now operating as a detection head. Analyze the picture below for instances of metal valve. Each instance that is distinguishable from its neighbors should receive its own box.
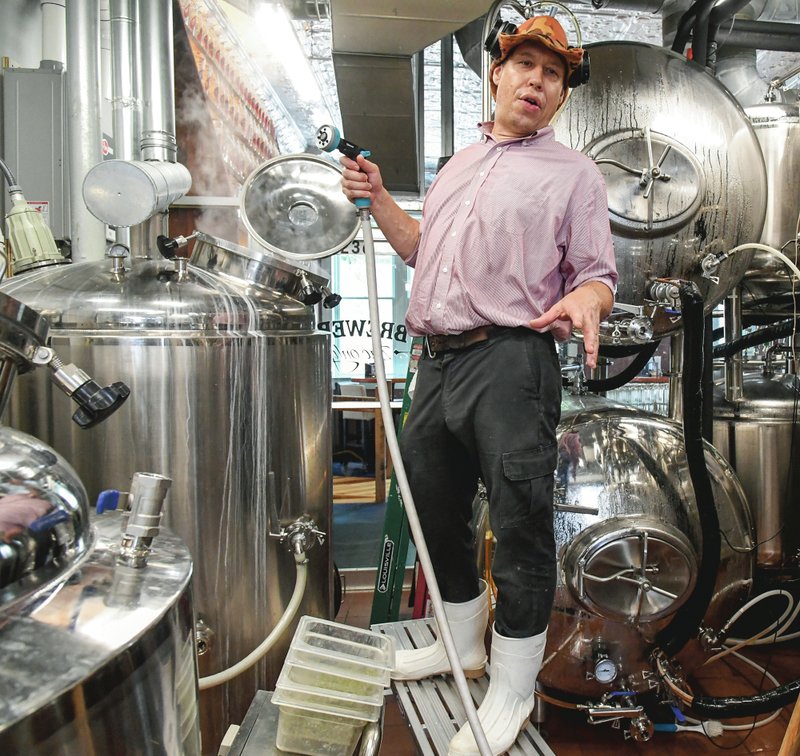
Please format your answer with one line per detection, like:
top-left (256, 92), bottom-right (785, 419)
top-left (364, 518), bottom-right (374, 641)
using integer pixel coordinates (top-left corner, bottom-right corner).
top-left (32, 346), bottom-right (130, 429)
top-left (297, 272), bottom-right (322, 306)
top-left (321, 285), bottom-right (342, 309)
top-left (157, 232), bottom-right (198, 260)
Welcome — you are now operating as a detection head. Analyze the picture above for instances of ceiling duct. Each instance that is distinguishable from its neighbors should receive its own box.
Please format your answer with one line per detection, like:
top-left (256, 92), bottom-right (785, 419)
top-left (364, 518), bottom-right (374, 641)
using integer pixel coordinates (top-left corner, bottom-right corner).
top-left (330, 0), bottom-right (488, 193)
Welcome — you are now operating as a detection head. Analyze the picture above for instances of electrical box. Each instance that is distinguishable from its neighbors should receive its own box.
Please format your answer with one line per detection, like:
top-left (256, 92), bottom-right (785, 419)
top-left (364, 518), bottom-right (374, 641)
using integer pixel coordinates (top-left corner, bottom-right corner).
top-left (2, 60), bottom-right (70, 246)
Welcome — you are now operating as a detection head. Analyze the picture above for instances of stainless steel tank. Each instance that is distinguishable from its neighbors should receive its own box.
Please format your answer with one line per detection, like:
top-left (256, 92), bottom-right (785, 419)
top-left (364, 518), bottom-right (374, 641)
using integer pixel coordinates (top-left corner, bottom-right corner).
top-left (1, 233), bottom-right (333, 755)
top-left (476, 393), bottom-right (753, 697)
top-left (0, 293), bottom-right (199, 752)
top-left (713, 369), bottom-right (800, 571)
top-left (553, 42), bottom-right (767, 344)
top-left (741, 102), bottom-right (800, 312)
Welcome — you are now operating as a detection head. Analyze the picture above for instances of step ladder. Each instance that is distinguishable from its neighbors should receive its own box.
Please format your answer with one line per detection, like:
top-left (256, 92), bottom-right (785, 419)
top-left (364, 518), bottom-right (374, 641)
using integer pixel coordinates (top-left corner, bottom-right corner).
top-left (374, 618), bottom-right (556, 756)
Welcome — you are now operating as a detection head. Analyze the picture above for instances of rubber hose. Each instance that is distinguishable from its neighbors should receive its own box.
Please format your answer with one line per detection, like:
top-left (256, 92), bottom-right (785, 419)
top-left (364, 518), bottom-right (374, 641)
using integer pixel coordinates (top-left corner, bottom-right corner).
top-left (655, 282), bottom-right (721, 657)
top-left (692, 678), bottom-right (800, 718)
top-left (599, 342), bottom-right (658, 359)
top-left (713, 317), bottom-right (800, 359)
top-left (0, 157), bottom-right (18, 189)
top-left (672, 1), bottom-right (701, 53)
top-left (691, 0), bottom-right (719, 68)
top-left (707, 0), bottom-right (753, 56)
top-left (586, 340), bottom-right (660, 393)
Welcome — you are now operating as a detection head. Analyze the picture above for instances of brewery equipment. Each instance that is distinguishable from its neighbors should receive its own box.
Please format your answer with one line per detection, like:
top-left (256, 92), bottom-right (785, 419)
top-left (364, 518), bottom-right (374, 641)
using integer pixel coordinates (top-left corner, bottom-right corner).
top-left (1, 233), bottom-right (335, 754)
top-left (553, 42), bottom-right (767, 344)
top-left (0, 292), bottom-right (200, 754)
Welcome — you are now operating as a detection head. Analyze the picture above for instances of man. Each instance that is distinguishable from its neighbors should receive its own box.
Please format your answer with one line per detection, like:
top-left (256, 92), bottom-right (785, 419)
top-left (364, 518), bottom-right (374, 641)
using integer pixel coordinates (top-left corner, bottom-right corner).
top-left (341, 16), bottom-right (617, 755)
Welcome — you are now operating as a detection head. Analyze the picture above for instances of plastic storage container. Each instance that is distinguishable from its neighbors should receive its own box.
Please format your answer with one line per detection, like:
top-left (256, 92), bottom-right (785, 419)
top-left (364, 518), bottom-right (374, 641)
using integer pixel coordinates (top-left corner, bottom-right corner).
top-left (273, 617), bottom-right (395, 756)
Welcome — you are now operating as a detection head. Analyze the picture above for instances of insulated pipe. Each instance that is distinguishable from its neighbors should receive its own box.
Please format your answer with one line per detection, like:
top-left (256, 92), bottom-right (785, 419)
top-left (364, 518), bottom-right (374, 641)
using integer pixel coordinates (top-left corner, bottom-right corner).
top-left (110, 0), bottom-right (139, 251)
top-left (715, 19), bottom-right (800, 51)
top-left (111, 0), bottom-right (141, 160)
top-left (65, 0), bottom-right (107, 263)
top-left (41, 0), bottom-right (66, 63)
top-left (138, 0), bottom-right (177, 162)
top-left (586, 340), bottom-right (660, 393)
top-left (690, 0), bottom-right (719, 68)
top-left (655, 282), bottom-right (721, 657)
top-left (713, 316), bottom-right (800, 359)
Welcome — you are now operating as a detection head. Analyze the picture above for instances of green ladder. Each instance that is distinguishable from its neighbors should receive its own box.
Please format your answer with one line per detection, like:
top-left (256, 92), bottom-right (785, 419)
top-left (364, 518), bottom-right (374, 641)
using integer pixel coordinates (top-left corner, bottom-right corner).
top-left (369, 337), bottom-right (424, 624)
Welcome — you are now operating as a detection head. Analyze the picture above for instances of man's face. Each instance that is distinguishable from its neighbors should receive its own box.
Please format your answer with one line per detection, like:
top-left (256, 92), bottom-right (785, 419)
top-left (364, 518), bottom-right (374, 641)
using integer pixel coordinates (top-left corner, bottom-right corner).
top-left (491, 41), bottom-right (567, 139)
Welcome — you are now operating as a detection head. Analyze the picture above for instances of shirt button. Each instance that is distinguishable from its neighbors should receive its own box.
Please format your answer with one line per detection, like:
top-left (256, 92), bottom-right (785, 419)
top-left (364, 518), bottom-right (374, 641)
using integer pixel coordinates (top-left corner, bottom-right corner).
top-left (464, 200), bottom-right (470, 206)
top-left (496, 147), bottom-right (501, 152)
top-left (442, 266), bottom-right (448, 273)
top-left (435, 303), bottom-right (442, 309)
top-left (479, 171), bottom-right (485, 177)
top-left (451, 231), bottom-right (457, 237)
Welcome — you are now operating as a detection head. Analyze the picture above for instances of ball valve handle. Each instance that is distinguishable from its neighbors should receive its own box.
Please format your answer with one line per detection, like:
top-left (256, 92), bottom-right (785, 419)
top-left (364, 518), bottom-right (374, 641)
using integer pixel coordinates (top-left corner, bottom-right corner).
top-left (315, 124), bottom-right (372, 209)
top-left (157, 232), bottom-right (199, 260)
top-left (31, 346), bottom-right (130, 429)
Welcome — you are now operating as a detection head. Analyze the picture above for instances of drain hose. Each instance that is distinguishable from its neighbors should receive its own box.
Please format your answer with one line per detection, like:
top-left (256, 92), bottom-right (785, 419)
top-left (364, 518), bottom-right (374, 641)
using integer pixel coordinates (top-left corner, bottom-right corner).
top-left (654, 282), bottom-right (720, 657)
top-left (360, 209), bottom-right (492, 756)
top-left (198, 550), bottom-right (308, 690)
top-left (712, 316), bottom-right (800, 360)
top-left (586, 340), bottom-right (660, 393)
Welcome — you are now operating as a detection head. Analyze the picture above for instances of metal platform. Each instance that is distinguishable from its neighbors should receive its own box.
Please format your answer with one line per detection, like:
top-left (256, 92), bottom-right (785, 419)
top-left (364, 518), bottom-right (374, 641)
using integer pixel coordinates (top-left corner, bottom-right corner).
top-left (373, 619), bottom-right (556, 756)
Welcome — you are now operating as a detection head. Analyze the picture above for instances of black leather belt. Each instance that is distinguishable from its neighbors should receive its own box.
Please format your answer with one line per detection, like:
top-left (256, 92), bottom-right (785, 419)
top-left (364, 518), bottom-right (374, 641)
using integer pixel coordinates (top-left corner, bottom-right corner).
top-left (425, 325), bottom-right (504, 356)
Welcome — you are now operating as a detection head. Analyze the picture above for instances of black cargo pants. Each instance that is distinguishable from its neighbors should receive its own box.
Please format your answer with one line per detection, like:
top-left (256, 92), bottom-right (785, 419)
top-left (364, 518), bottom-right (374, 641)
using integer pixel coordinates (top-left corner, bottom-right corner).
top-left (399, 327), bottom-right (561, 638)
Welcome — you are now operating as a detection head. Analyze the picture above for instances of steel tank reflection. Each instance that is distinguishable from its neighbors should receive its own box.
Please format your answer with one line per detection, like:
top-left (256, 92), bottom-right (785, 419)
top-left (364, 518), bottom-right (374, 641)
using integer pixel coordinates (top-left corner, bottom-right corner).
top-left (741, 102), bottom-right (800, 312)
top-left (713, 370), bottom-right (800, 571)
top-left (1, 233), bottom-right (332, 755)
top-left (553, 42), bottom-right (766, 344)
top-left (477, 393), bottom-right (753, 696)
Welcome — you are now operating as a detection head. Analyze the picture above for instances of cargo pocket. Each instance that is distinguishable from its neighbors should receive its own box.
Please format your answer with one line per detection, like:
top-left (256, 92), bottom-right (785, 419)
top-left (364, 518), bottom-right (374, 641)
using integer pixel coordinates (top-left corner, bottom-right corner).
top-left (496, 444), bottom-right (558, 527)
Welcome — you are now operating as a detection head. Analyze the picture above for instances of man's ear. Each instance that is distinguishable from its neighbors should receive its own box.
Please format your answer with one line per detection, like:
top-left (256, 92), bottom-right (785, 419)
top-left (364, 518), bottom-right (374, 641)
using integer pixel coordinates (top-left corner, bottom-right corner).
top-left (491, 62), bottom-right (503, 89)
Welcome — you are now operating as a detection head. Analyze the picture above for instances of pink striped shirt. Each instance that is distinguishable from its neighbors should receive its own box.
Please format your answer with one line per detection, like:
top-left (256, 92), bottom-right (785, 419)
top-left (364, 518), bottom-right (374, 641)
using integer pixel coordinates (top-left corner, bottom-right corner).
top-left (404, 124), bottom-right (617, 337)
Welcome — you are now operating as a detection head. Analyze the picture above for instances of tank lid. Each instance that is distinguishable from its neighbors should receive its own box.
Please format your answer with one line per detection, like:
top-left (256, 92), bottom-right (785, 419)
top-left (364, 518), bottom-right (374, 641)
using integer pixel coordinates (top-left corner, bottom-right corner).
top-left (240, 154), bottom-right (360, 261)
top-left (0, 257), bottom-right (316, 333)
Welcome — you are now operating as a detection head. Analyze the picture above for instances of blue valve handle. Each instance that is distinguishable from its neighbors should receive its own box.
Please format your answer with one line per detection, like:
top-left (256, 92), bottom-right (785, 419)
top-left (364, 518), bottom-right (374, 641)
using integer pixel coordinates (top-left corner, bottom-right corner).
top-left (27, 509), bottom-right (71, 535)
top-left (316, 124), bottom-right (372, 208)
top-left (96, 489), bottom-right (122, 514)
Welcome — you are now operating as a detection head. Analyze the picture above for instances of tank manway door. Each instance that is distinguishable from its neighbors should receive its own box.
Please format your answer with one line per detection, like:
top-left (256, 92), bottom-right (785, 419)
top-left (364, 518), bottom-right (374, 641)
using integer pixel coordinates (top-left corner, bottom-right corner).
top-left (590, 126), bottom-right (704, 238)
top-left (562, 516), bottom-right (698, 623)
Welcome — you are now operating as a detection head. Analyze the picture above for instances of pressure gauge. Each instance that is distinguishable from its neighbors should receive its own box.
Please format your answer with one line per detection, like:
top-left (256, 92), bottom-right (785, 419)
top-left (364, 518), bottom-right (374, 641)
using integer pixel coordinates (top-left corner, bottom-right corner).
top-left (593, 656), bottom-right (619, 684)
top-left (590, 638), bottom-right (619, 684)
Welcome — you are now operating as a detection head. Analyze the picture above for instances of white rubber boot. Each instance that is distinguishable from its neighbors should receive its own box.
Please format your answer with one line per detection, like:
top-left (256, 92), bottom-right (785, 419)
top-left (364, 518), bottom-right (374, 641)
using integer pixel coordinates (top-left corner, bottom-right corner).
top-left (392, 580), bottom-right (489, 681)
top-left (447, 624), bottom-right (547, 755)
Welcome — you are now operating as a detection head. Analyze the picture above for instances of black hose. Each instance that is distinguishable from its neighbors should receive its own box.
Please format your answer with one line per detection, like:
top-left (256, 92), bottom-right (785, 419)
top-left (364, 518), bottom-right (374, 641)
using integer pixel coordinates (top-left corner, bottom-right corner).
top-left (599, 342), bottom-right (656, 359)
top-left (0, 157), bottom-right (18, 189)
top-left (691, 0), bottom-right (719, 68)
top-left (586, 340), bottom-right (660, 393)
top-left (707, 0), bottom-right (752, 50)
top-left (712, 316), bottom-right (800, 359)
top-left (655, 282), bottom-right (720, 657)
top-left (692, 679), bottom-right (800, 718)
top-left (672, 1), bottom-right (701, 53)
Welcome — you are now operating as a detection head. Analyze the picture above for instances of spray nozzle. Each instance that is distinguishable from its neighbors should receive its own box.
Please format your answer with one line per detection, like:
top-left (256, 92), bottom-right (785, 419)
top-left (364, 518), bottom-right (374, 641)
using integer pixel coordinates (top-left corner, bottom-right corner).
top-left (315, 125), bottom-right (372, 209)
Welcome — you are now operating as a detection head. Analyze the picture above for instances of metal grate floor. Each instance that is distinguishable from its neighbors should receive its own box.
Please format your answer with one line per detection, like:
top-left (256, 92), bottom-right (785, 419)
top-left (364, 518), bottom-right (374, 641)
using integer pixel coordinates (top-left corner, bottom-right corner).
top-left (373, 619), bottom-right (556, 756)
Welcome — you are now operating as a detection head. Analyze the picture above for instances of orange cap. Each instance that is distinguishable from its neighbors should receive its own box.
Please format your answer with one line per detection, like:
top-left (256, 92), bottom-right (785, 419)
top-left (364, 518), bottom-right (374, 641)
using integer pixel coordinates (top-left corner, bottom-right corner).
top-left (491, 16), bottom-right (584, 95)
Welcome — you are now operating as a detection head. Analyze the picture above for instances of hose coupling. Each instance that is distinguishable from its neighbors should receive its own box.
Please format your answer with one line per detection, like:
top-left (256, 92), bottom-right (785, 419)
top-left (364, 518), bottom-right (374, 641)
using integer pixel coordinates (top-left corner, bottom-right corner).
top-left (700, 252), bottom-right (727, 284)
top-left (698, 624), bottom-right (722, 651)
top-left (118, 472), bottom-right (172, 568)
top-left (272, 515), bottom-right (325, 563)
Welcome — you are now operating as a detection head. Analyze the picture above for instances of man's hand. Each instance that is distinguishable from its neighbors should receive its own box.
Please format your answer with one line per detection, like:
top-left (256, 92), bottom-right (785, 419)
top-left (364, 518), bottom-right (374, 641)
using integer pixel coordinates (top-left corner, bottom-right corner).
top-left (529, 282), bottom-right (614, 369)
top-left (340, 154), bottom-right (385, 207)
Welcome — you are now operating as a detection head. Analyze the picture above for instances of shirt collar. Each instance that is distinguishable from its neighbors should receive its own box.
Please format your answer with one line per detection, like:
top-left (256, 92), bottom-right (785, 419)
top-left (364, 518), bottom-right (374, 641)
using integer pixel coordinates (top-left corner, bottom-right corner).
top-left (479, 122), bottom-right (555, 145)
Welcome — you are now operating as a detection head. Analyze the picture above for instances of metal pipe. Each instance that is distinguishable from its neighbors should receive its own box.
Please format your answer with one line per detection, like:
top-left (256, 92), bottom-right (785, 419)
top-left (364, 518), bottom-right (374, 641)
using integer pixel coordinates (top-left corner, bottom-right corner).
top-left (40, 0), bottom-right (66, 63)
top-left (138, 0), bottom-right (177, 162)
top-left (716, 19), bottom-right (800, 51)
top-left (724, 287), bottom-right (743, 403)
top-left (110, 0), bottom-right (139, 162)
top-left (65, 0), bottom-right (107, 262)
